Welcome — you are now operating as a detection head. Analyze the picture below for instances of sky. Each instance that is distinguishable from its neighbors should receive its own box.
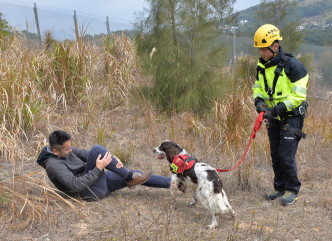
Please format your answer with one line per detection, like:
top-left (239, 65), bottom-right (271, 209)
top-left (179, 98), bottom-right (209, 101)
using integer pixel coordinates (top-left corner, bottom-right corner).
top-left (0, 0), bottom-right (261, 39)
top-left (1, 0), bottom-right (261, 22)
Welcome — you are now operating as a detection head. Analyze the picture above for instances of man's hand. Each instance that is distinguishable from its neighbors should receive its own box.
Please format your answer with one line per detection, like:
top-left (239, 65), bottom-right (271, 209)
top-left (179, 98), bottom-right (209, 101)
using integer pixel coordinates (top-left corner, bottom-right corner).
top-left (256, 101), bottom-right (267, 113)
top-left (96, 152), bottom-right (112, 171)
top-left (113, 156), bottom-right (124, 168)
top-left (263, 107), bottom-right (277, 119)
top-left (263, 102), bottom-right (287, 119)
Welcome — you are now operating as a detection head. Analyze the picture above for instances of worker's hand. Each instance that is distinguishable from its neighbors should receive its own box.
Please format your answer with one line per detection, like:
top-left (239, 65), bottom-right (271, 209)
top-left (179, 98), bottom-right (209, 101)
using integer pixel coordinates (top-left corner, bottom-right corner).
top-left (96, 152), bottom-right (112, 171)
top-left (113, 155), bottom-right (124, 168)
top-left (256, 101), bottom-right (267, 113)
top-left (263, 107), bottom-right (277, 119)
top-left (263, 102), bottom-right (287, 119)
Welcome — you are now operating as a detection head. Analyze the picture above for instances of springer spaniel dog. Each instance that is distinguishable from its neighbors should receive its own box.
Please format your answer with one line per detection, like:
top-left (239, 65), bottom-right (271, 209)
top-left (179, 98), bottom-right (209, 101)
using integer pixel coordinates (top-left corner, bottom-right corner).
top-left (153, 140), bottom-right (235, 229)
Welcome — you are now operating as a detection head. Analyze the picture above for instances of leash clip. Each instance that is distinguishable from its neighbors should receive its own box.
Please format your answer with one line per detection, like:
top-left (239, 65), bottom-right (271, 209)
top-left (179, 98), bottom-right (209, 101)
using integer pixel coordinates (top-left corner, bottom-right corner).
top-left (299, 105), bottom-right (305, 116)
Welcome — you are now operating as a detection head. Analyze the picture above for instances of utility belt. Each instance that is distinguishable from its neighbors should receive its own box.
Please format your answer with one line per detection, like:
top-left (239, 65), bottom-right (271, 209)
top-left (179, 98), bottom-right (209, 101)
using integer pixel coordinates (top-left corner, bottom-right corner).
top-left (281, 101), bottom-right (308, 118)
top-left (281, 101), bottom-right (308, 139)
top-left (267, 102), bottom-right (308, 139)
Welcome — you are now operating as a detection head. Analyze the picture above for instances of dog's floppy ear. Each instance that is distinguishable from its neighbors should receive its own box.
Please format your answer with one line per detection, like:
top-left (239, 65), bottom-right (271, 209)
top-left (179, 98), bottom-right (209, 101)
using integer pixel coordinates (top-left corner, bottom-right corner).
top-left (175, 144), bottom-right (183, 152)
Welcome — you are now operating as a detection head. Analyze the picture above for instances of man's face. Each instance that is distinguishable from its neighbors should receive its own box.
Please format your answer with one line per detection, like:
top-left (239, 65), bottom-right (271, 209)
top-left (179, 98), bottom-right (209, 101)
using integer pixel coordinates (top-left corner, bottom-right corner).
top-left (52, 140), bottom-right (72, 158)
top-left (258, 43), bottom-right (279, 61)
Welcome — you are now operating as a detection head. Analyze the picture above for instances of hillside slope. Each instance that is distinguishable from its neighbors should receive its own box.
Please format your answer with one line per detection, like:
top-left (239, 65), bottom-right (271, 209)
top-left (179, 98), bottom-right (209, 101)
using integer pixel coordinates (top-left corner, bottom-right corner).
top-left (238, 0), bottom-right (332, 25)
top-left (237, 0), bottom-right (332, 45)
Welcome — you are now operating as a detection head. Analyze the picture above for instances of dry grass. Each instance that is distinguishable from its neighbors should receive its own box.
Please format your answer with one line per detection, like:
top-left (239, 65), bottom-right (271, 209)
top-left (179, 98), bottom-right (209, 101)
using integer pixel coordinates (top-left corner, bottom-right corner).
top-left (0, 34), bottom-right (331, 240)
top-left (0, 172), bottom-right (85, 229)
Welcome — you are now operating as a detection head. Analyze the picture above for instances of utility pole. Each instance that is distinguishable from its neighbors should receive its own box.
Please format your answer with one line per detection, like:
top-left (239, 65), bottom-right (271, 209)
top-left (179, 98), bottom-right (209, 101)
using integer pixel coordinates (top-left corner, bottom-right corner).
top-left (232, 26), bottom-right (237, 70)
top-left (73, 10), bottom-right (79, 41)
top-left (140, 21), bottom-right (143, 40)
top-left (106, 16), bottom-right (110, 36)
top-left (33, 3), bottom-right (42, 47)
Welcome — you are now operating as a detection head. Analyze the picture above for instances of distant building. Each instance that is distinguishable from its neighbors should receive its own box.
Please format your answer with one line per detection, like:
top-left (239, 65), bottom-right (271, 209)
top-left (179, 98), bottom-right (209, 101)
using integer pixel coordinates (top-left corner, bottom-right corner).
top-left (297, 25), bottom-right (305, 31)
top-left (239, 20), bottom-right (248, 25)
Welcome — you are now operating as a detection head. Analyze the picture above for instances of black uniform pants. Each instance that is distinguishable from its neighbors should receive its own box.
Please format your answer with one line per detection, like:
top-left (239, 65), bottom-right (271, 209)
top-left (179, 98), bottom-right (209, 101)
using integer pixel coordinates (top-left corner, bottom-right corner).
top-left (267, 115), bottom-right (304, 194)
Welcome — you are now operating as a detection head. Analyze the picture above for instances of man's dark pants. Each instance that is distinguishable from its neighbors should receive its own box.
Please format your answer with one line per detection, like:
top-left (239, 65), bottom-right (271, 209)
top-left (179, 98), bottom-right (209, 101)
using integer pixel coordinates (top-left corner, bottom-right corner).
top-left (82, 145), bottom-right (170, 201)
top-left (267, 115), bottom-right (304, 194)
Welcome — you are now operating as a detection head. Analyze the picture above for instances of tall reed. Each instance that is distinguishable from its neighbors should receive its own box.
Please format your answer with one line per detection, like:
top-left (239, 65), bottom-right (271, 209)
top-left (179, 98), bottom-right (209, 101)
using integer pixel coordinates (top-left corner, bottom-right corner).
top-left (103, 33), bottom-right (140, 108)
top-left (0, 36), bottom-right (43, 133)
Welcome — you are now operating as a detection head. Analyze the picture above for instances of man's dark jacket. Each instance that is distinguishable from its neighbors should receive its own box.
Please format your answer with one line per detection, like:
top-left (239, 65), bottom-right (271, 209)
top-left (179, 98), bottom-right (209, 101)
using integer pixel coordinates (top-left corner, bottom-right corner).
top-left (37, 147), bottom-right (102, 196)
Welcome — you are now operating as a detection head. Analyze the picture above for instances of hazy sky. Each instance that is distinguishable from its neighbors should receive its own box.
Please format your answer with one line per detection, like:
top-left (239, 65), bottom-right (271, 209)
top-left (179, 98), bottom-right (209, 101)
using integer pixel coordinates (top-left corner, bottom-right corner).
top-left (0, 0), bottom-right (261, 39)
top-left (1, 0), bottom-right (261, 22)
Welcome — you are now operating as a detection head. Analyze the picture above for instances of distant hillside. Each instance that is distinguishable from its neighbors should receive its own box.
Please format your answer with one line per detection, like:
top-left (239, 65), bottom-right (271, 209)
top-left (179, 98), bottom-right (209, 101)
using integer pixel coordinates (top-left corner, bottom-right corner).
top-left (297, 0), bottom-right (332, 25)
top-left (237, 0), bottom-right (332, 46)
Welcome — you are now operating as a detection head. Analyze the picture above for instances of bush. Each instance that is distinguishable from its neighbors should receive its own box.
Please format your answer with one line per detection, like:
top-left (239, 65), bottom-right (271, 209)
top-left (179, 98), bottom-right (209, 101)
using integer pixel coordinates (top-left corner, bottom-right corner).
top-left (0, 13), bottom-right (13, 48)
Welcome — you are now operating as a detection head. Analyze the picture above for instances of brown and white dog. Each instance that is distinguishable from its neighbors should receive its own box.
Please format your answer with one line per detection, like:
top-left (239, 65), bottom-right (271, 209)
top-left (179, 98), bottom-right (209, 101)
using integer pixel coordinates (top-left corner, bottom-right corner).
top-left (153, 140), bottom-right (235, 229)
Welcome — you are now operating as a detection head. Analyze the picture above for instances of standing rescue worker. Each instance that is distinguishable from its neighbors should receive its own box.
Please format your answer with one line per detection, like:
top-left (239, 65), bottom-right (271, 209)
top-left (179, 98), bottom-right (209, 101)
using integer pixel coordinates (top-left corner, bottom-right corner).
top-left (252, 24), bottom-right (308, 205)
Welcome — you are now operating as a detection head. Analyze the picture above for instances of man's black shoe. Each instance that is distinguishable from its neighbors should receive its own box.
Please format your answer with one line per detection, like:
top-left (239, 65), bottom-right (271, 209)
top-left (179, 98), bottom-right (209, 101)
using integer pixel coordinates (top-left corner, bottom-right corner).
top-left (280, 191), bottom-right (299, 205)
top-left (264, 191), bottom-right (285, 201)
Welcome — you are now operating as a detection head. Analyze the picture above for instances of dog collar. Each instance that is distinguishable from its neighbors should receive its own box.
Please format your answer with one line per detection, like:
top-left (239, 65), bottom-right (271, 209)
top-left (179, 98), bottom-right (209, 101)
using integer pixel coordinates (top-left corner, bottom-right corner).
top-left (171, 154), bottom-right (196, 174)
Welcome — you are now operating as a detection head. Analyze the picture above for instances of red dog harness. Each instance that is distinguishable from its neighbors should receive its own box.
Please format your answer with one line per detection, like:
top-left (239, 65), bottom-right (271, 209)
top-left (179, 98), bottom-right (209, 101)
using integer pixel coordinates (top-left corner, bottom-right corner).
top-left (171, 154), bottom-right (196, 174)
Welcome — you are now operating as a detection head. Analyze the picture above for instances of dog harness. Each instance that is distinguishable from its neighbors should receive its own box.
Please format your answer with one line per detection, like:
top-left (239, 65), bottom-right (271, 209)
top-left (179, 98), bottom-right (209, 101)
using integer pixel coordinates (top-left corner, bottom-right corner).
top-left (171, 154), bottom-right (196, 174)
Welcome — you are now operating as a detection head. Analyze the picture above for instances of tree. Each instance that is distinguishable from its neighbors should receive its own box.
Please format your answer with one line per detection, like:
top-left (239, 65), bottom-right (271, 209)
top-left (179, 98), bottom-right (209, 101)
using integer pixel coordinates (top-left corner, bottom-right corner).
top-left (254, 0), bottom-right (303, 53)
top-left (137, 0), bottom-right (235, 112)
top-left (0, 13), bottom-right (11, 40)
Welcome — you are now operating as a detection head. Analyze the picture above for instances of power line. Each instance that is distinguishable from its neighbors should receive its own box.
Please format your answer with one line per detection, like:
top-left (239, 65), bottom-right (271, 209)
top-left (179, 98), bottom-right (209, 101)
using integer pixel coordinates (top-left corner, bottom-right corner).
top-left (0, 0), bottom-right (134, 24)
top-left (0, 0), bottom-right (137, 41)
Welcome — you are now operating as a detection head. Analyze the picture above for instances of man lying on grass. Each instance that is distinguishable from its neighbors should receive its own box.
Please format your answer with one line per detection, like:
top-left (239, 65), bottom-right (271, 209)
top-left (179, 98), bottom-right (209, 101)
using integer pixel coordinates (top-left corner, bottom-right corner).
top-left (37, 130), bottom-right (171, 201)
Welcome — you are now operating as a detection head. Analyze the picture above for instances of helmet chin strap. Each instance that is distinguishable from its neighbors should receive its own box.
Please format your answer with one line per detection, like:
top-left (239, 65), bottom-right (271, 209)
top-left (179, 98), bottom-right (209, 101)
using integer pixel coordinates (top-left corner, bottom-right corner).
top-left (267, 47), bottom-right (278, 57)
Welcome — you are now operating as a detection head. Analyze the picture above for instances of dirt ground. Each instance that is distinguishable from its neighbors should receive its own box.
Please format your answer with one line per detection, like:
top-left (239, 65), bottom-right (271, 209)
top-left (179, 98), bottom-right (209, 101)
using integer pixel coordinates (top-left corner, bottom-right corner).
top-left (1, 105), bottom-right (331, 241)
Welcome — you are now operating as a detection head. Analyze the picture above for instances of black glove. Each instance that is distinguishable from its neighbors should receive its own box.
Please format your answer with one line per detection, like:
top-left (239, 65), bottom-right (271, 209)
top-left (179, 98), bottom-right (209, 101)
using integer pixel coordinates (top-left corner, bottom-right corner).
top-left (263, 102), bottom-right (288, 119)
top-left (263, 107), bottom-right (277, 119)
top-left (256, 101), bottom-right (268, 113)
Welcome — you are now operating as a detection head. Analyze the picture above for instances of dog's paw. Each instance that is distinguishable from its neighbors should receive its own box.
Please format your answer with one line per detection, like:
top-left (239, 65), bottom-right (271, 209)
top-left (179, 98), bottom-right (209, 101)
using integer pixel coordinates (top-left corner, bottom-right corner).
top-left (207, 223), bottom-right (217, 230)
top-left (231, 210), bottom-right (238, 217)
top-left (189, 199), bottom-right (197, 206)
top-left (178, 182), bottom-right (186, 193)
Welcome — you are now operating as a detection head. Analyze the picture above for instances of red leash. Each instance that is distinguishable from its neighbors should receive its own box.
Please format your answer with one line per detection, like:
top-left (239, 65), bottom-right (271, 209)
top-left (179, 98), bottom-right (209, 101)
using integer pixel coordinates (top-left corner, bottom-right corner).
top-left (216, 112), bottom-right (265, 173)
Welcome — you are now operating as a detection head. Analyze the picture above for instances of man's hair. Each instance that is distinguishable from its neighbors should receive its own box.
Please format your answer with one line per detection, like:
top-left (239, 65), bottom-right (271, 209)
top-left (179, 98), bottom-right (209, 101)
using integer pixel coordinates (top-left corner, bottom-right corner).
top-left (49, 130), bottom-right (71, 150)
